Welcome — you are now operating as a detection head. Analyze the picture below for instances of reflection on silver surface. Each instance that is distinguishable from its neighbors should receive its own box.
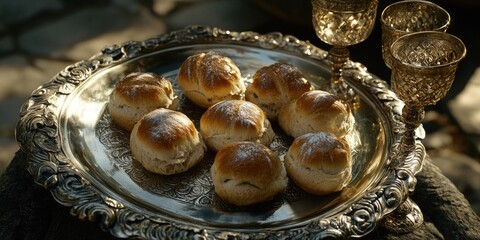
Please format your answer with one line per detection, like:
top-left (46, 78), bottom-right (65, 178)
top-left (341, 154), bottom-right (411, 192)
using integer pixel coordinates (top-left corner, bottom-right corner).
top-left (16, 26), bottom-right (425, 239)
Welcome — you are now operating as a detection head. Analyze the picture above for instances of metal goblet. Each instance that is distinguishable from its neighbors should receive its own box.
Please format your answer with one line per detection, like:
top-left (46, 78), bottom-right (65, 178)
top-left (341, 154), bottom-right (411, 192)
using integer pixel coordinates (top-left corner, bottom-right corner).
top-left (381, 0), bottom-right (450, 69)
top-left (381, 31), bottom-right (466, 234)
top-left (390, 31), bottom-right (466, 155)
top-left (311, 0), bottom-right (378, 104)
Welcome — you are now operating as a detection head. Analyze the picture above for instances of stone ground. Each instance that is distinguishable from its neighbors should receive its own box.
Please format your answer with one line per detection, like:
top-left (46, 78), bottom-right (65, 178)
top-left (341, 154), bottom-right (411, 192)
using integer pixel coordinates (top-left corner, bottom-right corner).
top-left (1, 0), bottom-right (479, 215)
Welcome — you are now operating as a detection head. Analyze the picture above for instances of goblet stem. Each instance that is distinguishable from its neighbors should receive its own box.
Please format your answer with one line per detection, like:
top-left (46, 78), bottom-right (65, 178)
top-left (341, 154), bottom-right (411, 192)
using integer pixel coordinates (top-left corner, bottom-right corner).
top-left (328, 45), bottom-right (349, 96)
top-left (327, 45), bottom-right (360, 109)
top-left (400, 104), bottom-right (425, 154)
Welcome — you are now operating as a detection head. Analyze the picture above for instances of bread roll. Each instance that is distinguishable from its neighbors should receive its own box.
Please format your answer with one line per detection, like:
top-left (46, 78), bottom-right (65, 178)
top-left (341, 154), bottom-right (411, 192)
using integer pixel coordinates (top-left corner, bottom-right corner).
top-left (285, 132), bottom-right (351, 195)
top-left (200, 100), bottom-right (274, 151)
top-left (245, 63), bottom-right (314, 120)
top-left (278, 90), bottom-right (354, 138)
top-left (109, 72), bottom-right (179, 131)
top-left (130, 108), bottom-right (206, 175)
top-left (211, 142), bottom-right (288, 206)
top-left (177, 52), bottom-right (245, 108)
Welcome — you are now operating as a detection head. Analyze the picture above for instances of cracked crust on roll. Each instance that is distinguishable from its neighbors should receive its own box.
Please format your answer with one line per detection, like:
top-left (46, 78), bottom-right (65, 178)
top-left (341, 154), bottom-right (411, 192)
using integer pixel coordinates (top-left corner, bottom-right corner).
top-left (245, 62), bottom-right (314, 120)
top-left (108, 72), bottom-right (179, 131)
top-left (211, 141), bottom-right (288, 206)
top-left (285, 132), bottom-right (352, 195)
top-left (278, 90), bottom-right (354, 138)
top-left (130, 108), bottom-right (206, 175)
top-left (200, 100), bottom-right (274, 151)
top-left (177, 52), bottom-right (245, 108)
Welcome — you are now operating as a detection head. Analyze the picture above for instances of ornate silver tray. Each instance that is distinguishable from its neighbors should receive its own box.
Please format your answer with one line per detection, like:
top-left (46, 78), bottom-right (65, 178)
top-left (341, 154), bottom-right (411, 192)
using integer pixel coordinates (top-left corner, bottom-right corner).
top-left (16, 26), bottom-right (425, 239)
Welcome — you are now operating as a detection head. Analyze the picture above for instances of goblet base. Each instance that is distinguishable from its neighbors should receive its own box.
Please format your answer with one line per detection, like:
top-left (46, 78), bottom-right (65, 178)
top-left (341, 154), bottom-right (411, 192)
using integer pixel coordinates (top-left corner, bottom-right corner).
top-left (380, 198), bottom-right (424, 233)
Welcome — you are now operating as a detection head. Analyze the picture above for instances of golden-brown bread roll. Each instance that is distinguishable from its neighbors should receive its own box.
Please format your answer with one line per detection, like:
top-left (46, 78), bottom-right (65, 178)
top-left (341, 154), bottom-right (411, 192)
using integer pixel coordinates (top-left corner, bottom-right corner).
top-left (109, 72), bottom-right (179, 131)
top-left (278, 90), bottom-right (354, 138)
top-left (200, 100), bottom-right (274, 151)
top-left (245, 63), bottom-right (314, 120)
top-left (285, 132), bottom-right (351, 195)
top-left (211, 141), bottom-right (288, 206)
top-left (130, 108), bottom-right (206, 175)
top-left (177, 52), bottom-right (245, 108)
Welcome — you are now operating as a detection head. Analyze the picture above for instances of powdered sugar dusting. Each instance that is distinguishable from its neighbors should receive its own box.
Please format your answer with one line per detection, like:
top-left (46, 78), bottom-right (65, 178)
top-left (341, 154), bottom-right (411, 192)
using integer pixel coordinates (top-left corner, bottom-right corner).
top-left (298, 132), bottom-right (337, 159)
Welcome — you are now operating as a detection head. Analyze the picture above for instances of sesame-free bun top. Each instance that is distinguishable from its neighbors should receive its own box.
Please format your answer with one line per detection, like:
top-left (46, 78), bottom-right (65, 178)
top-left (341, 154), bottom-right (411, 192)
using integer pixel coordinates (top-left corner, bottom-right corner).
top-left (285, 132), bottom-right (351, 195)
top-left (278, 90), bottom-right (354, 138)
top-left (245, 63), bottom-right (314, 120)
top-left (177, 52), bottom-right (245, 108)
top-left (129, 108), bottom-right (206, 175)
top-left (200, 100), bottom-right (275, 151)
top-left (210, 141), bottom-right (288, 206)
top-left (109, 72), bottom-right (179, 131)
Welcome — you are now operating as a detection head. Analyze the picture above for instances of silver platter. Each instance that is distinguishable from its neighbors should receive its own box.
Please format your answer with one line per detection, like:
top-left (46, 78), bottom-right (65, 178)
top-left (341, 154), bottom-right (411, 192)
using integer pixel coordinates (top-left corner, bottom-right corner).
top-left (16, 26), bottom-right (425, 239)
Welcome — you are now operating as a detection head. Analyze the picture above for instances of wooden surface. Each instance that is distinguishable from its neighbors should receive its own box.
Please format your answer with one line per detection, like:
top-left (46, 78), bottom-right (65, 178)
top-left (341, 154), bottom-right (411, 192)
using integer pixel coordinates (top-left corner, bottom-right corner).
top-left (0, 150), bottom-right (479, 240)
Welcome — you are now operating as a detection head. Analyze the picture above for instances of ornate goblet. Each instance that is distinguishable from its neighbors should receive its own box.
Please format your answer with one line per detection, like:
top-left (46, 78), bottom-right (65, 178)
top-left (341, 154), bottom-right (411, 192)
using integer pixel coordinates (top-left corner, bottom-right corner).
top-left (311, 0), bottom-right (378, 103)
top-left (381, 31), bottom-right (466, 234)
top-left (390, 31), bottom-right (466, 155)
top-left (381, 0), bottom-right (450, 68)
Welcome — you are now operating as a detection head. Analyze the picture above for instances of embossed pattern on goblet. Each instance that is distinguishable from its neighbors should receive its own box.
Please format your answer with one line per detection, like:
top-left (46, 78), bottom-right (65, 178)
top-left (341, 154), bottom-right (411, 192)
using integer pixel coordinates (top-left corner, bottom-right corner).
top-left (390, 31), bottom-right (466, 153)
top-left (390, 31), bottom-right (466, 105)
top-left (312, 0), bottom-right (378, 46)
top-left (381, 0), bottom-right (450, 68)
top-left (311, 0), bottom-right (378, 106)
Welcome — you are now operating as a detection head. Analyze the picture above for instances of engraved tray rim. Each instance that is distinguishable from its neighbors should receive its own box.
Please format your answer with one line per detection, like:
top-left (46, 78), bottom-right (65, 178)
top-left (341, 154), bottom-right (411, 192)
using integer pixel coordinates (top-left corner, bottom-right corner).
top-left (15, 25), bottom-right (425, 239)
